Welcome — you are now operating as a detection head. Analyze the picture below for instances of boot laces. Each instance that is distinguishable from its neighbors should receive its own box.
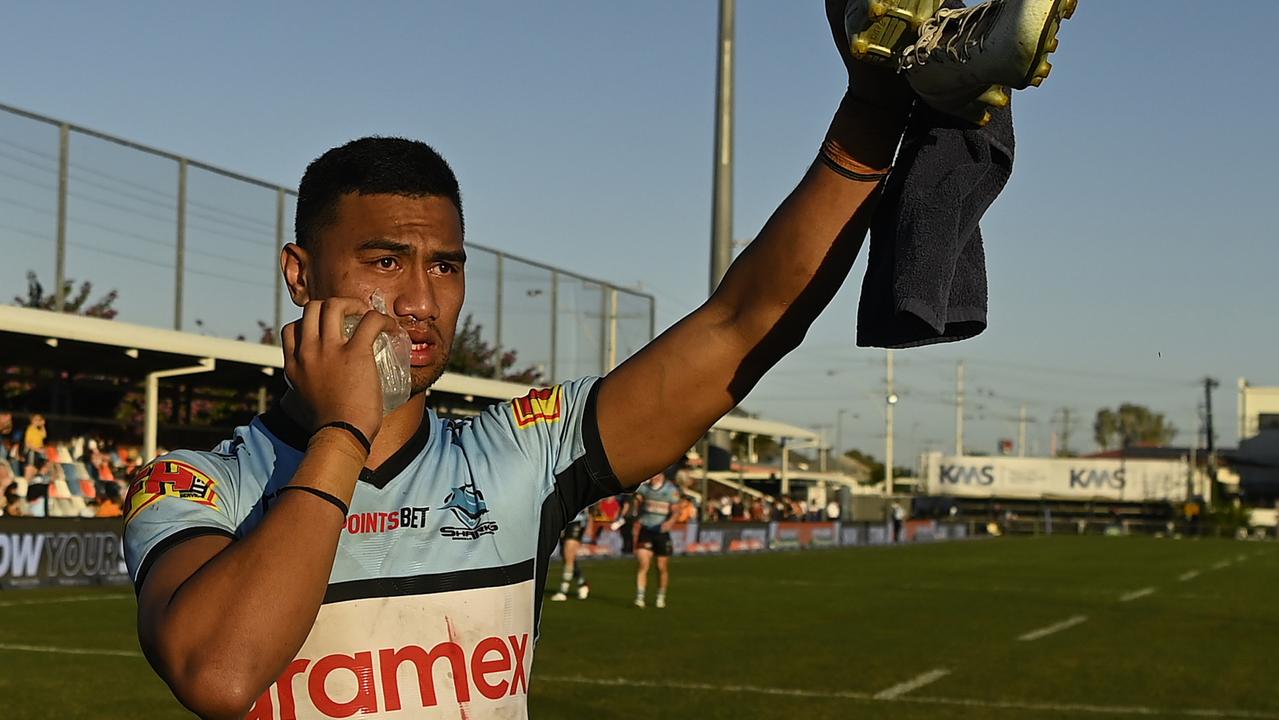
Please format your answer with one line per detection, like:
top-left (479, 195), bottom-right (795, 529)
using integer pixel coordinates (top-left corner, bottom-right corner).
top-left (903, 1), bottom-right (1006, 69)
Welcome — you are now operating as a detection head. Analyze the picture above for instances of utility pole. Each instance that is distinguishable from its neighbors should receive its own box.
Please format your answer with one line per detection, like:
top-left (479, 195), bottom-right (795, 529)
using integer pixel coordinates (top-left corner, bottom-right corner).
top-left (1054, 407), bottom-right (1074, 456)
top-left (885, 350), bottom-right (897, 495)
top-left (1018, 405), bottom-right (1028, 457)
top-left (954, 361), bottom-right (965, 456)
top-left (1204, 377), bottom-right (1219, 496)
top-left (835, 409), bottom-right (849, 462)
top-left (1237, 377), bottom-right (1249, 439)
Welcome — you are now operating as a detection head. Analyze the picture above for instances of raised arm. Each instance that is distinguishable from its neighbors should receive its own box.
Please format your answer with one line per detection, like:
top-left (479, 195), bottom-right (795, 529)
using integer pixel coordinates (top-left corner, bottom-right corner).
top-left (597, 4), bottom-right (913, 486)
top-left (134, 299), bottom-right (397, 719)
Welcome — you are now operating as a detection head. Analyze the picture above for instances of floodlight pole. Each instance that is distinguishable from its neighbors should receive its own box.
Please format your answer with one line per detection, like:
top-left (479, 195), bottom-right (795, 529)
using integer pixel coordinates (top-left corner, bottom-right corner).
top-left (710, 0), bottom-right (735, 292)
top-left (707, 0), bottom-right (736, 474)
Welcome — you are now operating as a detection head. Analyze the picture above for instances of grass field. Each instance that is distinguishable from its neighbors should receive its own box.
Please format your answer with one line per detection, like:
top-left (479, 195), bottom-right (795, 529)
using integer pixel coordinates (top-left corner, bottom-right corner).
top-left (1, 536), bottom-right (1275, 719)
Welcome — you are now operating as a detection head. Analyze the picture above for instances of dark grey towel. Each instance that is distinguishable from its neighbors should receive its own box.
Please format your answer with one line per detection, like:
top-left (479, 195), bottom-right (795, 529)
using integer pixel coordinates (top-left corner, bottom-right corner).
top-left (855, 0), bottom-right (1016, 350)
top-left (855, 100), bottom-right (1013, 348)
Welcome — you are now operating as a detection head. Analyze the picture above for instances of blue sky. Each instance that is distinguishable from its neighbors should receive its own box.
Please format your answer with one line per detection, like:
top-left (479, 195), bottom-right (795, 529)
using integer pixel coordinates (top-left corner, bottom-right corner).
top-left (2, 1), bottom-right (1276, 462)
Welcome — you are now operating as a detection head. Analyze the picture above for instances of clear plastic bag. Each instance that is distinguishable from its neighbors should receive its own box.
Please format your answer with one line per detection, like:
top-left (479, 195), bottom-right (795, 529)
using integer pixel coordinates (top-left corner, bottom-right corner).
top-left (342, 291), bottom-right (411, 415)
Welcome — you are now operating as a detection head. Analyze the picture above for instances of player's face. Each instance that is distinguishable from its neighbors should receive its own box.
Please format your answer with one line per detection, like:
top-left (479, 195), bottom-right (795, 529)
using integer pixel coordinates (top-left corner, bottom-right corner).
top-left (287, 193), bottom-right (465, 395)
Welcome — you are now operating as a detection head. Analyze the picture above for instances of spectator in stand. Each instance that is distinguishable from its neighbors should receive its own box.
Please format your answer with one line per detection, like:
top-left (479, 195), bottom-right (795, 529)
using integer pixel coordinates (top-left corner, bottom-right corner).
top-left (789, 498), bottom-right (805, 521)
top-left (24, 414), bottom-right (47, 463)
top-left (827, 498), bottom-right (841, 522)
top-left (2, 484), bottom-right (28, 517)
top-left (673, 496), bottom-right (697, 524)
top-left (730, 493), bottom-right (745, 521)
top-left (808, 497), bottom-right (823, 522)
top-left (0, 411), bottom-right (13, 462)
top-left (0, 461), bottom-right (14, 499)
top-left (748, 497), bottom-right (765, 522)
top-left (718, 495), bottom-right (732, 522)
top-left (96, 482), bottom-right (124, 518)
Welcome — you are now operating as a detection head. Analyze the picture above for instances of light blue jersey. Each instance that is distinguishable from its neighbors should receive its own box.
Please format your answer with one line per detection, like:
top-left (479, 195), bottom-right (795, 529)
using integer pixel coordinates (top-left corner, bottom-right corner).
top-left (123, 377), bottom-right (620, 720)
top-left (635, 478), bottom-right (681, 529)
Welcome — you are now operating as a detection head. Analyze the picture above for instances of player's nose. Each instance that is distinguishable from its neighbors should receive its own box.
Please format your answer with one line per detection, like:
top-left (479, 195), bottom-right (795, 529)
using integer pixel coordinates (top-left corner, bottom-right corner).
top-left (391, 267), bottom-right (440, 323)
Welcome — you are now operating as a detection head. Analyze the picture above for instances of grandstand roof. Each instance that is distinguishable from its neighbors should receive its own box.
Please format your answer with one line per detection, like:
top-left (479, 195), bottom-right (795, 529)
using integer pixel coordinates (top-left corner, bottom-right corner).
top-left (0, 305), bottom-right (819, 440)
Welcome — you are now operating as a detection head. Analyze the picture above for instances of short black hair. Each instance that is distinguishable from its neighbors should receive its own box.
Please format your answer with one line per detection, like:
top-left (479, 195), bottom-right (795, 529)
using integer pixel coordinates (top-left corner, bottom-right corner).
top-left (295, 137), bottom-right (463, 249)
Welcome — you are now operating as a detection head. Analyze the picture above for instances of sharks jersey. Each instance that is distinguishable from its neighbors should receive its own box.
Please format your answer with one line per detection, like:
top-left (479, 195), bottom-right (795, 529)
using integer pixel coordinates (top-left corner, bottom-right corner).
top-left (123, 377), bottom-right (621, 720)
top-left (635, 479), bottom-right (680, 529)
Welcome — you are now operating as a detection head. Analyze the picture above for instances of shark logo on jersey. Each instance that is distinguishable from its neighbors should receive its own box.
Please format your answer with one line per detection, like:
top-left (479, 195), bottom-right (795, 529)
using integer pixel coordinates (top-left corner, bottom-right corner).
top-left (439, 482), bottom-right (499, 540)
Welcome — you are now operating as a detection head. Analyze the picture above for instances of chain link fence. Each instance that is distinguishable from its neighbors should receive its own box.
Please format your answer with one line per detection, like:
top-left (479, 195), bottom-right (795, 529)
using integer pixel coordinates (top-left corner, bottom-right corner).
top-left (0, 102), bottom-right (654, 380)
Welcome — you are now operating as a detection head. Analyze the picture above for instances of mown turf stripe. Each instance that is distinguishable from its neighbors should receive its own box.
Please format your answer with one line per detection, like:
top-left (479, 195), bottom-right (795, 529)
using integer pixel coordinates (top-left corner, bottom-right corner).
top-left (873, 668), bottom-right (950, 699)
top-left (0, 594), bottom-right (131, 608)
top-left (1119, 587), bottom-right (1156, 602)
top-left (904, 693), bottom-right (1279, 719)
top-left (539, 675), bottom-right (1279, 718)
top-left (1018, 614), bottom-right (1088, 641)
top-left (540, 674), bottom-right (872, 700)
top-left (0, 643), bottom-right (142, 658)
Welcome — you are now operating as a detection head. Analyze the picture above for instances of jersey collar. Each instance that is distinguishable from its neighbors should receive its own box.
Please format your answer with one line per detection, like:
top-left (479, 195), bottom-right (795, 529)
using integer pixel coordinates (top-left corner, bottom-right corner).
top-left (259, 404), bottom-right (431, 490)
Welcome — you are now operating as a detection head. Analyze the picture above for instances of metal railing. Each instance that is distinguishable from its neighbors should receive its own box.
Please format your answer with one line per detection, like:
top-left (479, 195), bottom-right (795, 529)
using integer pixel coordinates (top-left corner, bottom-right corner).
top-left (0, 102), bottom-right (655, 380)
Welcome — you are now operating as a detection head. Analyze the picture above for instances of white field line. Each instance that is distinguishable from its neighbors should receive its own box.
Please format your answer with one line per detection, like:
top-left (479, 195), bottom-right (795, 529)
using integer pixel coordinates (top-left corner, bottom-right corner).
top-left (1178, 570), bottom-right (1201, 582)
top-left (1018, 615), bottom-right (1089, 642)
top-left (1236, 554), bottom-right (1248, 563)
top-left (539, 675), bottom-right (1279, 719)
top-left (1120, 587), bottom-right (1156, 602)
top-left (873, 668), bottom-right (951, 700)
top-left (0, 594), bottom-right (130, 608)
top-left (1212, 560), bottom-right (1233, 571)
top-left (0, 643), bottom-right (142, 658)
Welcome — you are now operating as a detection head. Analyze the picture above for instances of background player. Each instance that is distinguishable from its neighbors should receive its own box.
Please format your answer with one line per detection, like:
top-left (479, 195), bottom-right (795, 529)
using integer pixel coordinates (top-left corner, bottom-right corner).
top-left (551, 508), bottom-right (590, 601)
top-left (634, 472), bottom-right (681, 609)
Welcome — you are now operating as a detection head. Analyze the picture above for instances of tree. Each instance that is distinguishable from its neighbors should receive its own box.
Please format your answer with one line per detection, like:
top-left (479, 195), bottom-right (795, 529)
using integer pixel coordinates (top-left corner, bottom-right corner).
top-left (1094, 404), bottom-right (1178, 450)
top-left (14, 270), bottom-right (118, 319)
top-left (235, 321), bottom-right (276, 345)
top-left (842, 449), bottom-right (910, 486)
top-left (446, 314), bottom-right (544, 385)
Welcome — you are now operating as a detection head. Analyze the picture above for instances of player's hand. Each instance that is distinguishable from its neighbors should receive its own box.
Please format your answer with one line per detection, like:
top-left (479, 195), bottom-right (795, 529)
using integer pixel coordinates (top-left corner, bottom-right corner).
top-left (660, 520), bottom-right (674, 533)
top-left (281, 298), bottom-right (400, 443)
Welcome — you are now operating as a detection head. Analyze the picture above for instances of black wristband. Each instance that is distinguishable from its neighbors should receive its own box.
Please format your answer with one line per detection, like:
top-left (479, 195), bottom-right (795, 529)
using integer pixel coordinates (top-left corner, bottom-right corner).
top-left (277, 485), bottom-right (350, 516)
top-left (817, 150), bottom-right (891, 182)
top-left (316, 421), bottom-right (372, 455)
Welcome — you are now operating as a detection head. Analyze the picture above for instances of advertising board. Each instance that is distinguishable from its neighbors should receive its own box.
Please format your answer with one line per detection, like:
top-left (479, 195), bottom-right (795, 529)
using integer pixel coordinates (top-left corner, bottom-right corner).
top-left (923, 454), bottom-right (1189, 502)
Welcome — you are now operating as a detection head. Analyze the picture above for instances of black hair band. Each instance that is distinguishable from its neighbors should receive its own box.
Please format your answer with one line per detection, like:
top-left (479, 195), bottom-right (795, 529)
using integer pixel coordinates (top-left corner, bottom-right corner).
top-left (316, 421), bottom-right (372, 455)
top-left (817, 150), bottom-right (891, 182)
top-left (277, 485), bottom-right (349, 517)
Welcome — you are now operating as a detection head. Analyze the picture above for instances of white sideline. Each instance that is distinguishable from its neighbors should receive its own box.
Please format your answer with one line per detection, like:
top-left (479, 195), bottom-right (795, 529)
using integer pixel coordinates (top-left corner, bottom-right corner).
top-left (0, 594), bottom-right (131, 608)
top-left (0, 643), bottom-right (141, 658)
top-left (538, 675), bottom-right (1279, 719)
top-left (1018, 615), bottom-right (1088, 641)
top-left (1212, 560), bottom-right (1233, 570)
top-left (1120, 587), bottom-right (1156, 602)
top-left (873, 668), bottom-right (951, 700)
top-left (1178, 570), bottom-right (1200, 582)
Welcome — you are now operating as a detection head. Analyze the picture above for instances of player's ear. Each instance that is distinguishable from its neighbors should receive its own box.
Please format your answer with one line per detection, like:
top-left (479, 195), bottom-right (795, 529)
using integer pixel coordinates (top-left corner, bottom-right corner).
top-left (281, 243), bottom-right (311, 306)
